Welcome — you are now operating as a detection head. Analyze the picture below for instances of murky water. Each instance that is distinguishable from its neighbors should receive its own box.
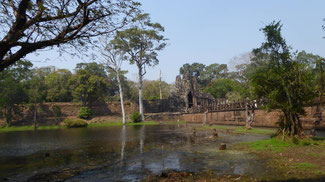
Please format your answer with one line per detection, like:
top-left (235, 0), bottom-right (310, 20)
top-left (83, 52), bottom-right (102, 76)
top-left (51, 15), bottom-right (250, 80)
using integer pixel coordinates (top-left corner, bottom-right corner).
top-left (0, 125), bottom-right (277, 181)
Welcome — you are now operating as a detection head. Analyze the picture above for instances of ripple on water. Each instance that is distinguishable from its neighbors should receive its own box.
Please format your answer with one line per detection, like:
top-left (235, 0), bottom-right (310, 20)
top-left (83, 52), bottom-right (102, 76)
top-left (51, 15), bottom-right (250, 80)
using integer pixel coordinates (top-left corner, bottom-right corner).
top-left (0, 125), bottom-right (275, 181)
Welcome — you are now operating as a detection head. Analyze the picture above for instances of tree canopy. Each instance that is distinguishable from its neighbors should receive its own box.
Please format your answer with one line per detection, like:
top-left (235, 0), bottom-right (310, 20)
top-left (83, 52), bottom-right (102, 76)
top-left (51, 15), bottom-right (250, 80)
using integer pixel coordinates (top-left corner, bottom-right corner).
top-left (110, 13), bottom-right (167, 120)
top-left (250, 21), bottom-right (316, 137)
top-left (0, 0), bottom-right (141, 71)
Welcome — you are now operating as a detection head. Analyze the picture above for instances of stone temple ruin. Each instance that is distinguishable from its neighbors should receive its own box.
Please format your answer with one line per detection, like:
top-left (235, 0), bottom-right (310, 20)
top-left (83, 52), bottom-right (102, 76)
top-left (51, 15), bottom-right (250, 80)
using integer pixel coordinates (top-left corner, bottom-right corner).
top-left (171, 68), bottom-right (260, 114)
top-left (174, 69), bottom-right (215, 113)
top-left (145, 68), bottom-right (259, 114)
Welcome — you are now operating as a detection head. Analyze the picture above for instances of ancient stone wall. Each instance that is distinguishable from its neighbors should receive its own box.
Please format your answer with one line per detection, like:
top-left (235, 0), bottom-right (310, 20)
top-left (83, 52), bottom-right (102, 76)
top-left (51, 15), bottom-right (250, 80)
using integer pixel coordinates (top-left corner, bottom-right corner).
top-left (183, 105), bottom-right (325, 129)
top-left (143, 98), bottom-right (184, 113)
top-left (1, 100), bottom-right (324, 129)
top-left (1, 100), bottom-right (182, 125)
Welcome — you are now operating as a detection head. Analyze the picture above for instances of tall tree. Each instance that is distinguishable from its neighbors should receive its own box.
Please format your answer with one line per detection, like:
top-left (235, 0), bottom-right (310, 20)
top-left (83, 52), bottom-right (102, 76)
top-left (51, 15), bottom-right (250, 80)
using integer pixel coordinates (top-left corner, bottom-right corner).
top-left (69, 63), bottom-right (109, 106)
top-left (250, 21), bottom-right (315, 137)
top-left (179, 62), bottom-right (205, 77)
top-left (203, 78), bottom-right (246, 100)
top-left (45, 69), bottom-right (73, 102)
top-left (0, 0), bottom-right (140, 71)
top-left (0, 60), bottom-right (32, 126)
top-left (101, 44), bottom-right (127, 124)
top-left (296, 51), bottom-right (325, 99)
top-left (25, 69), bottom-right (48, 128)
top-left (111, 13), bottom-right (167, 120)
top-left (142, 80), bottom-right (170, 100)
top-left (106, 69), bottom-right (131, 101)
top-left (179, 62), bottom-right (229, 89)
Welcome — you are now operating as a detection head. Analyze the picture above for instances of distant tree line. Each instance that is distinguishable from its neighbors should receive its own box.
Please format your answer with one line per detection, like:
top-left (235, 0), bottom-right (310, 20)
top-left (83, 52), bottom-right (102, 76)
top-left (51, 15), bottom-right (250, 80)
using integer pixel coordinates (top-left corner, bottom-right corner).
top-left (179, 50), bottom-right (324, 104)
top-left (0, 61), bottom-right (171, 126)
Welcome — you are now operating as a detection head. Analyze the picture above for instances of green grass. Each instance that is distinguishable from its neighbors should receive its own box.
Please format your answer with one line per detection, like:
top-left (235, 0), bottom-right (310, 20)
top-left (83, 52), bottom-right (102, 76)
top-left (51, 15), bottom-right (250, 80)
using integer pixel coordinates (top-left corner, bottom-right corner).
top-left (0, 121), bottom-right (161, 132)
top-left (247, 138), bottom-right (297, 153)
top-left (0, 125), bottom-right (63, 132)
top-left (295, 162), bottom-right (318, 169)
top-left (198, 125), bottom-right (276, 135)
top-left (245, 137), bottom-right (322, 153)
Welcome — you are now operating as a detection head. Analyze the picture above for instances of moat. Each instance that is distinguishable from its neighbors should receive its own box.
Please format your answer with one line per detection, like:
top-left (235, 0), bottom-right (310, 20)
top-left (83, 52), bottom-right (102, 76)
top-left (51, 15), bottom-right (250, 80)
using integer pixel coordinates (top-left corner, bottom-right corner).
top-left (0, 124), bottom-right (279, 181)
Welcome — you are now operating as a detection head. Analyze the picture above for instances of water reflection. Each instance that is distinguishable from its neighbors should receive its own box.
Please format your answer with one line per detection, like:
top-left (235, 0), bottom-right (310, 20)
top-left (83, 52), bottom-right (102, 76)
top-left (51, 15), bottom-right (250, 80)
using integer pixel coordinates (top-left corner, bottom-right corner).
top-left (120, 125), bottom-right (126, 161)
top-left (139, 125), bottom-right (145, 154)
top-left (0, 125), bottom-right (276, 181)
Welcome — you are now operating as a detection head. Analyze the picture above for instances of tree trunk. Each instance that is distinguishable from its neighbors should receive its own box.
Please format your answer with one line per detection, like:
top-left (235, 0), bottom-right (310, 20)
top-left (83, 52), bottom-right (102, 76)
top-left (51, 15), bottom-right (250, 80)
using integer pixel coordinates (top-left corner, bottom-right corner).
top-left (116, 70), bottom-right (126, 124)
top-left (34, 107), bottom-right (37, 130)
top-left (245, 103), bottom-right (251, 129)
top-left (138, 66), bottom-right (144, 121)
top-left (159, 70), bottom-right (162, 100)
top-left (5, 108), bottom-right (12, 127)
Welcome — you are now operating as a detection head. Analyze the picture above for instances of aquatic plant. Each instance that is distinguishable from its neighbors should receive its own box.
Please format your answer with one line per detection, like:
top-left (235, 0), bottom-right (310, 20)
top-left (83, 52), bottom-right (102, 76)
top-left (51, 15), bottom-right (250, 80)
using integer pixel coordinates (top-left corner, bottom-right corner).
top-left (63, 119), bottom-right (88, 128)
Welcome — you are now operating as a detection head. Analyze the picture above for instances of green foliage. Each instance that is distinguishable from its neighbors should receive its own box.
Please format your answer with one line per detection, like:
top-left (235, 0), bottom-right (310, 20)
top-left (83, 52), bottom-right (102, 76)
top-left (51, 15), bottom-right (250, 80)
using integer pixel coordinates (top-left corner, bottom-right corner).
top-left (78, 107), bottom-right (93, 120)
top-left (203, 78), bottom-right (247, 100)
top-left (26, 71), bottom-right (47, 104)
top-left (179, 62), bottom-right (229, 89)
top-left (105, 70), bottom-right (134, 101)
top-left (130, 111), bottom-right (142, 123)
top-left (51, 105), bottom-right (62, 121)
top-left (143, 80), bottom-right (170, 100)
top-left (45, 69), bottom-right (72, 102)
top-left (111, 13), bottom-right (167, 67)
top-left (180, 63), bottom-right (206, 77)
top-left (296, 51), bottom-right (325, 98)
top-left (63, 119), bottom-right (88, 128)
top-left (69, 63), bottom-right (109, 106)
top-left (250, 21), bottom-right (316, 136)
top-left (0, 60), bottom-right (32, 126)
top-left (76, 62), bottom-right (107, 78)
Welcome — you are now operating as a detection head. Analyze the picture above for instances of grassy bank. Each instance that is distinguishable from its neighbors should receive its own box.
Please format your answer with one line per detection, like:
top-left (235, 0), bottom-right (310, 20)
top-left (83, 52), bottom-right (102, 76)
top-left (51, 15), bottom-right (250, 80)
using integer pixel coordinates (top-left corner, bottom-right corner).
top-left (0, 121), bottom-right (161, 132)
top-left (0, 125), bottom-right (63, 132)
top-left (244, 137), bottom-right (324, 153)
top-left (238, 137), bottom-right (325, 180)
top-left (197, 125), bottom-right (276, 135)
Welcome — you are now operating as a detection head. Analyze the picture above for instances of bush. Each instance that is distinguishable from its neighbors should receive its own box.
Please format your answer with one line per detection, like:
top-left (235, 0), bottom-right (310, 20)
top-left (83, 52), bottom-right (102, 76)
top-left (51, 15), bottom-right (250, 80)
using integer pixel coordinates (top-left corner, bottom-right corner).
top-left (52, 105), bottom-right (62, 121)
top-left (130, 111), bottom-right (142, 123)
top-left (63, 119), bottom-right (88, 128)
top-left (78, 107), bottom-right (92, 119)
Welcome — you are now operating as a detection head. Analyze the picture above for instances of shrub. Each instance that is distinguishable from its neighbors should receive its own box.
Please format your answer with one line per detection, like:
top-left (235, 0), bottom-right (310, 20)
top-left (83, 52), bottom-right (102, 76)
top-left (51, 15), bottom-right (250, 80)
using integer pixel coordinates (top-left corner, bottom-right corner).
top-left (130, 111), bottom-right (142, 123)
top-left (63, 119), bottom-right (88, 128)
top-left (78, 107), bottom-right (92, 119)
top-left (52, 105), bottom-right (62, 121)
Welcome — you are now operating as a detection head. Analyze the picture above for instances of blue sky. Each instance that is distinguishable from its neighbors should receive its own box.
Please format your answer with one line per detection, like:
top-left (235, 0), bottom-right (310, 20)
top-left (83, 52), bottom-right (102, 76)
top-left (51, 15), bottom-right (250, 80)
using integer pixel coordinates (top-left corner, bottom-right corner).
top-left (28, 0), bottom-right (325, 83)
